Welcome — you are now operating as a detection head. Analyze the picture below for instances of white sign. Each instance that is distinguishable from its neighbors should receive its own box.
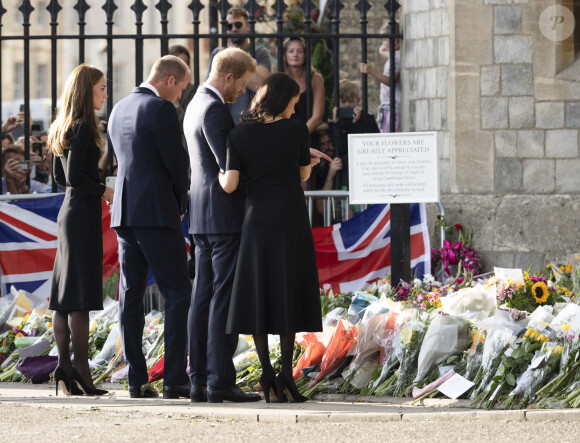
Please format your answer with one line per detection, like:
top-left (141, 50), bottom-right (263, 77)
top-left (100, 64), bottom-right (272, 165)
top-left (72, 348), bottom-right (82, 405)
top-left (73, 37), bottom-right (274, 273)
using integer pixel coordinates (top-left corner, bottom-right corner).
top-left (348, 132), bottom-right (439, 204)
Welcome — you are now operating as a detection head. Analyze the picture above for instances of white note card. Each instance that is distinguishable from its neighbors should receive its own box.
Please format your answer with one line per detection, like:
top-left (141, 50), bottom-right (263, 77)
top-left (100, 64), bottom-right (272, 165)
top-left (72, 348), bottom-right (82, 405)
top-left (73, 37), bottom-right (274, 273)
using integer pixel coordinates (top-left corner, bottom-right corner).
top-left (437, 373), bottom-right (475, 400)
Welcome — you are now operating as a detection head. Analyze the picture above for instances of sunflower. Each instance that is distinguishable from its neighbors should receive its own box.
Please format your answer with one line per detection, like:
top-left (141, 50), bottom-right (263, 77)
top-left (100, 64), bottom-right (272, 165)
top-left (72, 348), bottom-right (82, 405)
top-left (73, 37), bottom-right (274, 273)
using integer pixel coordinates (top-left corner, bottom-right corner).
top-left (532, 281), bottom-right (550, 304)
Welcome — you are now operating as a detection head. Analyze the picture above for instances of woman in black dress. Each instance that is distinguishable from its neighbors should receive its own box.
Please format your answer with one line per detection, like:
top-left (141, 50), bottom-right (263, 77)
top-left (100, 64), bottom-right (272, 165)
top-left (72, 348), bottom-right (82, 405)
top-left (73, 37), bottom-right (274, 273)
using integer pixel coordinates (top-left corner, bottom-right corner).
top-left (47, 64), bottom-right (114, 396)
top-left (219, 73), bottom-right (322, 403)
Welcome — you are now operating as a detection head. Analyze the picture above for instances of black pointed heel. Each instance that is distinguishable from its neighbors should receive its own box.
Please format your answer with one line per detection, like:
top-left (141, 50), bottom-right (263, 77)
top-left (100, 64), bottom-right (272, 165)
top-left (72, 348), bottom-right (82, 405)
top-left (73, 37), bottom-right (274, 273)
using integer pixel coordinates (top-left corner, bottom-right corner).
top-left (54, 367), bottom-right (71, 396)
top-left (68, 367), bottom-right (108, 396)
top-left (259, 373), bottom-right (277, 403)
top-left (276, 372), bottom-right (307, 403)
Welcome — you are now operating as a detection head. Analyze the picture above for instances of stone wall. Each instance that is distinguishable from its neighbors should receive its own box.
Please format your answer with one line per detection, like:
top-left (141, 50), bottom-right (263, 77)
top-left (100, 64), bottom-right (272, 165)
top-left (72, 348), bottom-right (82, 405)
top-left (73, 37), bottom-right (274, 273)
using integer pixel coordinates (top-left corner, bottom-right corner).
top-left (398, 0), bottom-right (579, 271)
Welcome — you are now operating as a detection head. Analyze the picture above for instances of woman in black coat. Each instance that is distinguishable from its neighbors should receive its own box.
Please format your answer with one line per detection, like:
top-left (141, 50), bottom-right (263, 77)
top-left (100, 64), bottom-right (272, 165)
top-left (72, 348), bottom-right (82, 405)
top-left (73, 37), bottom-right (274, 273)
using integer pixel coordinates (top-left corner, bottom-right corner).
top-left (47, 64), bottom-right (114, 396)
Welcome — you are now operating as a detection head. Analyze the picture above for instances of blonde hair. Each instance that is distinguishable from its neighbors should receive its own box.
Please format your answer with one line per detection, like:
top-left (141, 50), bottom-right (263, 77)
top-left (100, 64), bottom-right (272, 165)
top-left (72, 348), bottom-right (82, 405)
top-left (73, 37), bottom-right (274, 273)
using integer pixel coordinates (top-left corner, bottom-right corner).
top-left (227, 7), bottom-right (249, 21)
top-left (282, 38), bottom-right (316, 75)
top-left (209, 47), bottom-right (257, 81)
top-left (339, 79), bottom-right (360, 103)
top-left (151, 55), bottom-right (189, 83)
top-left (48, 64), bottom-right (104, 157)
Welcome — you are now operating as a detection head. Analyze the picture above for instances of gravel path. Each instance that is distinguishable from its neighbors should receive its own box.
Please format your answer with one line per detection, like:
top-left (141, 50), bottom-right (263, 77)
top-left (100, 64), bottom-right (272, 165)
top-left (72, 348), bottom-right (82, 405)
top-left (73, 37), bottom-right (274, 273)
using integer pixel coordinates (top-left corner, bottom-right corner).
top-left (1, 403), bottom-right (577, 442)
top-left (1, 382), bottom-right (578, 442)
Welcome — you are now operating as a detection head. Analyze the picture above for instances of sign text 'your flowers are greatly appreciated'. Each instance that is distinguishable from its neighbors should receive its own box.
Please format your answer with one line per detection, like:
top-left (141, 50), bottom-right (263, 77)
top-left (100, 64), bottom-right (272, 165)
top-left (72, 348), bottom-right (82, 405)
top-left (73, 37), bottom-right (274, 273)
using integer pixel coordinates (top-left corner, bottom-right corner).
top-left (348, 132), bottom-right (439, 204)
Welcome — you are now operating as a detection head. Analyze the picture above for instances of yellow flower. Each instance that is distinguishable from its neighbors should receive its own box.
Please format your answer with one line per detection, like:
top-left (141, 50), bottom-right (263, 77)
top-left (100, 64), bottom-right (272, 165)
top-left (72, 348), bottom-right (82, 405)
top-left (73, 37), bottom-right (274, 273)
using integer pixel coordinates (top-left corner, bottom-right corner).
top-left (532, 281), bottom-right (550, 304)
top-left (546, 264), bottom-right (552, 269)
top-left (560, 265), bottom-right (565, 271)
top-left (537, 333), bottom-right (549, 342)
top-left (567, 263), bottom-right (573, 274)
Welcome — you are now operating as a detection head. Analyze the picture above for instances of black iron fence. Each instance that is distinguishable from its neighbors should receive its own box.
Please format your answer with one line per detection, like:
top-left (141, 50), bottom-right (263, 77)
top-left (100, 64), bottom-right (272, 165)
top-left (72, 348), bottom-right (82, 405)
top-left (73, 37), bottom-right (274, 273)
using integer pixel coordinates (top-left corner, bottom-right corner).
top-left (0, 0), bottom-right (401, 189)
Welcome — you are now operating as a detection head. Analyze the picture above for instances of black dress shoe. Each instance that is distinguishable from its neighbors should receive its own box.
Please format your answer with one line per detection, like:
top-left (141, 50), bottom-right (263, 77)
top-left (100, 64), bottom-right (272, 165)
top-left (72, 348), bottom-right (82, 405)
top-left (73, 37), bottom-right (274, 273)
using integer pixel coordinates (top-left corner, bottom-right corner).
top-left (207, 385), bottom-right (261, 403)
top-left (190, 385), bottom-right (207, 403)
top-left (163, 384), bottom-right (191, 399)
top-left (129, 383), bottom-right (159, 398)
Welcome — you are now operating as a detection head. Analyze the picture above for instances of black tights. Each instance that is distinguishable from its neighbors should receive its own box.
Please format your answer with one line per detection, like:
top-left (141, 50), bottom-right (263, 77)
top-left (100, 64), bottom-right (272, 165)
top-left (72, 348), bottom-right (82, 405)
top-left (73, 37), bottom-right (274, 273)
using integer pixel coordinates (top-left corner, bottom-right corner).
top-left (52, 310), bottom-right (96, 388)
top-left (254, 333), bottom-right (295, 379)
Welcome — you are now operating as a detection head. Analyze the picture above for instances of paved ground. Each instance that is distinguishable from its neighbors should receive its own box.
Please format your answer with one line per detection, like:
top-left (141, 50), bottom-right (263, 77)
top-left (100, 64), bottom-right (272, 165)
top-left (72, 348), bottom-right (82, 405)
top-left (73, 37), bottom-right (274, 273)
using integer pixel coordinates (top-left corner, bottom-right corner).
top-left (1, 382), bottom-right (579, 442)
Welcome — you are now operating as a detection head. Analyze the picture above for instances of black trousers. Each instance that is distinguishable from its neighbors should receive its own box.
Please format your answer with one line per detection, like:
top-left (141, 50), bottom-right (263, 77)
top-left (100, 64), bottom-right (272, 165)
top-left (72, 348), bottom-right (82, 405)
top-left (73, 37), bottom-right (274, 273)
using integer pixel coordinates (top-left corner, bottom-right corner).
top-left (188, 233), bottom-right (239, 388)
top-left (115, 226), bottom-right (191, 387)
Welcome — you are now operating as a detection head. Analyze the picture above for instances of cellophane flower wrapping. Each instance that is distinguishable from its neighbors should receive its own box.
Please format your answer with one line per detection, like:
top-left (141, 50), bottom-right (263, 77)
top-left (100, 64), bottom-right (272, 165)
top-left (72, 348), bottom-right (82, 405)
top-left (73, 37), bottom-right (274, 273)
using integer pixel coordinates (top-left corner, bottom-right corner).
top-left (414, 313), bottom-right (469, 383)
top-left (507, 341), bottom-right (562, 406)
top-left (347, 292), bottom-right (379, 325)
top-left (465, 329), bottom-right (486, 381)
top-left (311, 319), bottom-right (358, 386)
top-left (470, 310), bottom-right (525, 399)
top-left (440, 284), bottom-right (496, 316)
top-left (293, 332), bottom-right (328, 380)
top-left (367, 309), bottom-right (407, 393)
top-left (392, 315), bottom-right (429, 396)
top-left (341, 301), bottom-right (391, 390)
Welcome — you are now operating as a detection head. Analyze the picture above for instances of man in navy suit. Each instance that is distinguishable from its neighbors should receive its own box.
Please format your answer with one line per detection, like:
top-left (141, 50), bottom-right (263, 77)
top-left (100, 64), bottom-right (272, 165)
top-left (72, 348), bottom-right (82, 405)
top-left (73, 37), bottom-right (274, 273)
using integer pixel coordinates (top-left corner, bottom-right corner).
top-left (108, 56), bottom-right (192, 399)
top-left (184, 47), bottom-right (261, 403)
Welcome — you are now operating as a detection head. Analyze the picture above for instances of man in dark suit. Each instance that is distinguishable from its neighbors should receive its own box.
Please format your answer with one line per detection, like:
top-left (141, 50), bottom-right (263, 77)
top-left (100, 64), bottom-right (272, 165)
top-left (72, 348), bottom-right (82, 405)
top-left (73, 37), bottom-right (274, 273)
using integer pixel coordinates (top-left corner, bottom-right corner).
top-left (108, 56), bottom-right (192, 399)
top-left (184, 47), bottom-right (260, 403)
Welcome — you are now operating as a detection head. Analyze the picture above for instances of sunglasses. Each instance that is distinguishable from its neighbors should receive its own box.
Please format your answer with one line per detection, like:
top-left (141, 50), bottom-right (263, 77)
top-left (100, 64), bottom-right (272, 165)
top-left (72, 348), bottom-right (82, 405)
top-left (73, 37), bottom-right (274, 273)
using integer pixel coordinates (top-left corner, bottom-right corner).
top-left (227, 22), bottom-right (244, 31)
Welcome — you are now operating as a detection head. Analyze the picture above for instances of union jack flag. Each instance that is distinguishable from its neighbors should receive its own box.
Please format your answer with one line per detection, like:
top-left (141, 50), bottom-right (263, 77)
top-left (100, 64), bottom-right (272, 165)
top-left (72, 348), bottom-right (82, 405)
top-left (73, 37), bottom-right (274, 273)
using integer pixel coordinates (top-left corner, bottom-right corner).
top-left (0, 195), bottom-right (119, 300)
top-left (312, 203), bottom-right (431, 294)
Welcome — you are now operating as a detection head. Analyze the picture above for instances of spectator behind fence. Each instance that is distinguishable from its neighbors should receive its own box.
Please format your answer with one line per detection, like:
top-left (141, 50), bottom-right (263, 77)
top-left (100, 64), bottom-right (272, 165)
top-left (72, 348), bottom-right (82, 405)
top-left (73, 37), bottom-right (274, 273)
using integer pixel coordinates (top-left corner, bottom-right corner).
top-left (218, 73), bottom-right (322, 403)
top-left (360, 22), bottom-right (401, 132)
top-left (312, 124), bottom-right (342, 191)
top-left (47, 64), bottom-right (114, 397)
top-left (283, 37), bottom-right (325, 135)
top-left (1, 144), bottom-right (47, 194)
top-left (15, 135), bottom-right (49, 184)
top-left (2, 132), bottom-right (14, 147)
top-left (108, 55), bottom-right (192, 400)
top-left (185, 47), bottom-right (261, 404)
top-left (169, 45), bottom-right (197, 147)
top-left (205, 7), bottom-right (271, 125)
top-left (329, 79), bottom-right (379, 190)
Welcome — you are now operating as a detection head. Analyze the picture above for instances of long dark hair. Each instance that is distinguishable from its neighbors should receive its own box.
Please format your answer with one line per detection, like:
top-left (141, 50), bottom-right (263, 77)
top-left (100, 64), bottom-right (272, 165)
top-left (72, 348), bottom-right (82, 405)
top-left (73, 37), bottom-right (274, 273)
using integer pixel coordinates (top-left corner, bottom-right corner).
top-left (242, 73), bottom-right (300, 123)
top-left (48, 64), bottom-right (105, 156)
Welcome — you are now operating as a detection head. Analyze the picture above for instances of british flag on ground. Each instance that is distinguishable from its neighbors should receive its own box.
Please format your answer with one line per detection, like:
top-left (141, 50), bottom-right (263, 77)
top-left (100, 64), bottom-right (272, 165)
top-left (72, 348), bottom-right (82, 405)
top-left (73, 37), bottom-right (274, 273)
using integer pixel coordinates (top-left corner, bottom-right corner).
top-left (312, 203), bottom-right (431, 294)
top-left (0, 195), bottom-right (118, 300)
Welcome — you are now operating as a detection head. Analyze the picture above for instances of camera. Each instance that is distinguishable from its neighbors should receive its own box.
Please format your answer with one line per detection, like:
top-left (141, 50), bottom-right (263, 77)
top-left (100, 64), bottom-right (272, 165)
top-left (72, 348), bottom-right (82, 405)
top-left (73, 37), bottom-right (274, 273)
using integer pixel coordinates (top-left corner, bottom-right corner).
top-left (32, 142), bottom-right (43, 156)
top-left (31, 123), bottom-right (41, 138)
top-left (19, 104), bottom-right (25, 113)
top-left (336, 107), bottom-right (354, 119)
top-left (18, 160), bottom-right (30, 171)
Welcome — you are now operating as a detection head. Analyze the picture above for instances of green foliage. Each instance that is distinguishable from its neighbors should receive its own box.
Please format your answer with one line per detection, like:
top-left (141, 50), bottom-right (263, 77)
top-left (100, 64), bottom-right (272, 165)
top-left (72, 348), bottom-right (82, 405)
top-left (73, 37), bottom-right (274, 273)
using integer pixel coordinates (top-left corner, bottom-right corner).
top-left (320, 291), bottom-right (353, 317)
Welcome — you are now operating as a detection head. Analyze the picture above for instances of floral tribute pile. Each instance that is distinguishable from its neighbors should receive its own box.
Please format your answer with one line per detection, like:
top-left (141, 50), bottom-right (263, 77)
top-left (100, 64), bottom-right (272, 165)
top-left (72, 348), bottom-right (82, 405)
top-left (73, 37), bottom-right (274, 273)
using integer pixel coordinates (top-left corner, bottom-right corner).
top-left (2, 233), bottom-right (580, 410)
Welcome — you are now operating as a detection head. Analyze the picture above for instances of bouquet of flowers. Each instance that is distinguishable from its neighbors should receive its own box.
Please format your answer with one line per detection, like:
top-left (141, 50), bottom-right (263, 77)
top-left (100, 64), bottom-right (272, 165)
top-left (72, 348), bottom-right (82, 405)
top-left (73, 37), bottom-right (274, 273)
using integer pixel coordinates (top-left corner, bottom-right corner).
top-left (504, 341), bottom-right (563, 409)
top-left (497, 273), bottom-right (563, 312)
top-left (392, 315), bottom-right (429, 396)
top-left (472, 326), bottom-right (547, 408)
top-left (414, 313), bottom-right (469, 383)
top-left (469, 310), bottom-right (525, 399)
top-left (431, 215), bottom-right (482, 280)
top-left (364, 310), bottom-right (406, 396)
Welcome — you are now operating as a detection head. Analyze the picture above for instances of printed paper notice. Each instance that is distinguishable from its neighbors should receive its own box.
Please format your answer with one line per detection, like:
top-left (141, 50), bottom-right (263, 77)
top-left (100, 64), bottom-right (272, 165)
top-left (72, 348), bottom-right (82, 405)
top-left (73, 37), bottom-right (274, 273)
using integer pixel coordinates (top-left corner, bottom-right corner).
top-left (348, 132), bottom-right (439, 204)
top-left (437, 373), bottom-right (474, 400)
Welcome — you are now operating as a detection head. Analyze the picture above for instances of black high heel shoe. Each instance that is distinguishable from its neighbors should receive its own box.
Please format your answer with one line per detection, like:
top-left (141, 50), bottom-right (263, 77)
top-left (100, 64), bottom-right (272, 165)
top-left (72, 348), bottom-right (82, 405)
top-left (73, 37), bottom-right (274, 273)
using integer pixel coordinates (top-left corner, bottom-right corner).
top-left (259, 373), bottom-right (278, 403)
top-left (68, 367), bottom-right (108, 396)
top-left (276, 372), bottom-right (307, 403)
top-left (54, 367), bottom-right (71, 396)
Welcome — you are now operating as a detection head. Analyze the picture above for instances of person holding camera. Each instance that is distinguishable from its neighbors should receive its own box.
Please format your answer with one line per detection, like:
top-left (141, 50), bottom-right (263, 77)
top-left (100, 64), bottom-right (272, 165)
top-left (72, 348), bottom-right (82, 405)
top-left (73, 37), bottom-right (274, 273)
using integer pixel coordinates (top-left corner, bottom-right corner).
top-left (1, 144), bottom-right (47, 194)
top-left (14, 136), bottom-right (49, 185)
top-left (329, 79), bottom-right (379, 189)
